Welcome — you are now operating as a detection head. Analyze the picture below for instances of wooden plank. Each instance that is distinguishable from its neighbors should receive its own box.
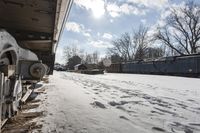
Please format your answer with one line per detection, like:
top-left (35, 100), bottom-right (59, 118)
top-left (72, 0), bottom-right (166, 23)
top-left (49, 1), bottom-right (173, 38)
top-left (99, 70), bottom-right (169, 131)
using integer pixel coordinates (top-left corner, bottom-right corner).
top-left (21, 89), bottom-right (33, 103)
top-left (1, 118), bottom-right (8, 129)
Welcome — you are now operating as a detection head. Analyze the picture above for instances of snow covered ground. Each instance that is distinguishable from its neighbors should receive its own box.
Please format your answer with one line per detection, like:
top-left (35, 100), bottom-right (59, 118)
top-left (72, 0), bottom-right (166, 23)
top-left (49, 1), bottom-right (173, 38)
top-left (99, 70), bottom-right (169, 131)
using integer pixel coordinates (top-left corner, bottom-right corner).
top-left (34, 71), bottom-right (200, 133)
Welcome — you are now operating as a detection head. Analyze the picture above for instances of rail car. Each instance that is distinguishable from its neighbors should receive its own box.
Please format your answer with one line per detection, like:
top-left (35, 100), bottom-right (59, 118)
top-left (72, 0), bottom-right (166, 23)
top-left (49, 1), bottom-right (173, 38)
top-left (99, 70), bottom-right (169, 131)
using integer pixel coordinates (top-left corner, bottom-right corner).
top-left (106, 63), bottom-right (122, 73)
top-left (107, 54), bottom-right (200, 77)
top-left (0, 0), bottom-right (73, 129)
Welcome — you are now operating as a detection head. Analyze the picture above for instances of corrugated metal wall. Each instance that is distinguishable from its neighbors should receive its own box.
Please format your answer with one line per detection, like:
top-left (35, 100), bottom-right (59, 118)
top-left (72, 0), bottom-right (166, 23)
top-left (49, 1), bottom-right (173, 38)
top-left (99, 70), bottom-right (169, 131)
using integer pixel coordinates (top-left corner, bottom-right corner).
top-left (108, 54), bottom-right (200, 76)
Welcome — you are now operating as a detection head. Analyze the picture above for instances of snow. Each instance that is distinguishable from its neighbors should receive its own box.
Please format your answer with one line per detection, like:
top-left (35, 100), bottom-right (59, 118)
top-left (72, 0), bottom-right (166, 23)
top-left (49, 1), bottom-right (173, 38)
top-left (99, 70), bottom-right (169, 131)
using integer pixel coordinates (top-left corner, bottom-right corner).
top-left (34, 71), bottom-right (200, 133)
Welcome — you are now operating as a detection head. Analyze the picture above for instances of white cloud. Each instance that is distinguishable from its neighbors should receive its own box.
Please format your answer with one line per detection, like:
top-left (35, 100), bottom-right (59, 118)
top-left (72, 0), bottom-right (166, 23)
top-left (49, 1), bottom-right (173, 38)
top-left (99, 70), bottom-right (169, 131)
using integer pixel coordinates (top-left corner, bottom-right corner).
top-left (102, 33), bottom-right (113, 40)
top-left (128, 0), bottom-right (168, 9)
top-left (74, 0), bottom-right (149, 18)
top-left (90, 40), bottom-right (112, 48)
top-left (65, 22), bottom-right (83, 33)
top-left (107, 3), bottom-right (121, 17)
top-left (65, 21), bottom-right (91, 37)
top-left (83, 32), bottom-right (91, 37)
top-left (106, 3), bottom-right (146, 18)
top-left (120, 3), bottom-right (144, 15)
top-left (74, 0), bottom-right (105, 18)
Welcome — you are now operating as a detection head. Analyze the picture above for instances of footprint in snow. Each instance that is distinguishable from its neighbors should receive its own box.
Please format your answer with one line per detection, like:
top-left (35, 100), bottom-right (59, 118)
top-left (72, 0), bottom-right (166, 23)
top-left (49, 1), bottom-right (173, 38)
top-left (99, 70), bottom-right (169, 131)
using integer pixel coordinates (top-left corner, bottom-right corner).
top-left (152, 127), bottom-right (165, 132)
top-left (119, 116), bottom-right (129, 121)
top-left (91, 101), bottom-right (106, 109)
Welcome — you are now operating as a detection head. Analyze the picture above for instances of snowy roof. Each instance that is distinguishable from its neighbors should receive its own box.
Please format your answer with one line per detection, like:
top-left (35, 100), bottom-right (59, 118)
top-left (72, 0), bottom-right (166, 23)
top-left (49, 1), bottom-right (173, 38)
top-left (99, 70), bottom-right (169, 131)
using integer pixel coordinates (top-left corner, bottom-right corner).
top-left (74, 64), bottom-right (82, 67)
top-left (74, 64), bottom-right (87, 68)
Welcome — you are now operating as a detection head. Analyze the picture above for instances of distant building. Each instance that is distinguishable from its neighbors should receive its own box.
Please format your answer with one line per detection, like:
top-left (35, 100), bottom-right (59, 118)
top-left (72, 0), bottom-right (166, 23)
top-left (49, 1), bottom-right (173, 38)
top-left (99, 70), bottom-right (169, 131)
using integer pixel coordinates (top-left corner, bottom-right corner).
top-left (74, 64), bottom-right (87, 71)
top-left (54, 63), bottom-right (66, 71)
top-left (85, 64), bottom-right (98, 70)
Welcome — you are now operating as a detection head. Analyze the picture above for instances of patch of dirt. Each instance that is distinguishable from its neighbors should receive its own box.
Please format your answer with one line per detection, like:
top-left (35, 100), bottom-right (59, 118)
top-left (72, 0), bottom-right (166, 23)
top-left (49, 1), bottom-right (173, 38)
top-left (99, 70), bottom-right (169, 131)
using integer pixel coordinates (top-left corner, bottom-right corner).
top-left (2, 90), bottom-right (44, 133)
top-left (2, 111), bottom-right (43, 133)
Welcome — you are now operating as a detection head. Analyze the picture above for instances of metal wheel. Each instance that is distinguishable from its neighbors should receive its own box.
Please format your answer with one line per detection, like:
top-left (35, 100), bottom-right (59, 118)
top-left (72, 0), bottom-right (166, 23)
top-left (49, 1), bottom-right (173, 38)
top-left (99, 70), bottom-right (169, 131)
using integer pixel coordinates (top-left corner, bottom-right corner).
top-left (0, 30), bottom-right (22, 128)
top-left (12, 78), bottom-right (23, 115)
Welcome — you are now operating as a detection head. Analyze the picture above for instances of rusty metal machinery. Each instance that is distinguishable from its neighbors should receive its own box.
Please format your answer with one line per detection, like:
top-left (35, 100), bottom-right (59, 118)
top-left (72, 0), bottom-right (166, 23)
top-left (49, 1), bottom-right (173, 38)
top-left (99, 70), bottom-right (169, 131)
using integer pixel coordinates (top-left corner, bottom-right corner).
top-left (0, 30), bottom-right (39, 129)
top-left (0, 0), bottom-right (73, 74)
top-left (0, 0), bottom-right (73, 129)
top-left (19, 60), bottom-right (48, 80)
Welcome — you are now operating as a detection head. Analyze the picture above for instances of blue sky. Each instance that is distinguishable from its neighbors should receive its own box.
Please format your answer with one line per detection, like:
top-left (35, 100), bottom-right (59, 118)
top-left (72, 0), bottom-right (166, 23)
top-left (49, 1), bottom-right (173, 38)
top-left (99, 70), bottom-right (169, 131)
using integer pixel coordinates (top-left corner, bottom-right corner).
top-left (55, 0), bottom-right (199, 64)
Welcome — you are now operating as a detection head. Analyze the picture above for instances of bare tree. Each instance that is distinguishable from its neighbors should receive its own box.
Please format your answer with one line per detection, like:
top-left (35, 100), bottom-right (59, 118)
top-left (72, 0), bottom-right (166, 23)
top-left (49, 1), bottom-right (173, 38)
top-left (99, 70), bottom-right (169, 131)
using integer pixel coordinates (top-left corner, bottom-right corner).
top-left (92, 51), bottom-right (99, 64)
top-left (110, 54), bottom-right (123, 63)
top-left (63, 44), bottom-right (101, 66)
top-left (108, 25), bottom-right (152, 61)
top-left (85, 53), bottom-right (93, 64)
top-left (63, 44), bottom-right (87, 66)
top-left (79, 49), bottom-right (85, 63)
top-left (146, 47), bottom-right (164, 59)
top-left (155, 1), bottom-right (200, 55)
top-left (63, 44), bottom-right (79, 63)
top-left (108, 32), bottom-right (133, 62)
top-left (133, 25), bottom-right (149, 60)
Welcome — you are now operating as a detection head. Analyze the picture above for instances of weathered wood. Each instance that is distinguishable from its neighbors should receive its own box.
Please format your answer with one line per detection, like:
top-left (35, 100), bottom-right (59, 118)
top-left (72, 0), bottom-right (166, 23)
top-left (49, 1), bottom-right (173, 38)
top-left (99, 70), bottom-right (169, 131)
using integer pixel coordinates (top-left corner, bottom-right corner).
top-left (21, 89), bottom-right (33, 103)
top-left (1, 119), bottom-right (7, 129)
